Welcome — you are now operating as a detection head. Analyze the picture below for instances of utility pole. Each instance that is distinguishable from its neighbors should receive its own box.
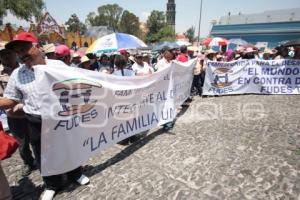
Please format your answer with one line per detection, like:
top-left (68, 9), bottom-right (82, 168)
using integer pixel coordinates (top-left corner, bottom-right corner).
top-left (197, 0), bottom-right (203, 46)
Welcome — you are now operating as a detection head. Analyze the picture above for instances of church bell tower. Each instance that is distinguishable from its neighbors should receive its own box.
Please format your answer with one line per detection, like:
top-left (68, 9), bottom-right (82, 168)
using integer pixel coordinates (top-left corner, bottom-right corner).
top-left (166, 0), bottom-right (176, 31)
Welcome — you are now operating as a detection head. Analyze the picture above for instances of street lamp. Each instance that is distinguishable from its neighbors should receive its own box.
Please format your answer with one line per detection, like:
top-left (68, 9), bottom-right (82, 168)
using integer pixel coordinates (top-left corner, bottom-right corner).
top-left (197, 0), bottom-right (203, 46)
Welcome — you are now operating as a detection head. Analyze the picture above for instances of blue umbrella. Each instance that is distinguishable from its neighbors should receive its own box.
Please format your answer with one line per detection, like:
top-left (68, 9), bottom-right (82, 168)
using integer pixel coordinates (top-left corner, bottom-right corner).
top-left (228, 38), bottom-right (248, 46)
top-left (153, 41), bottom-right (180, 51)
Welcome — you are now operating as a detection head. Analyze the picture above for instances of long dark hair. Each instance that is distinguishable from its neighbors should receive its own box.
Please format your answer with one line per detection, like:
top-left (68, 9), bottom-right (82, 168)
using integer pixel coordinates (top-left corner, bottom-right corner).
top-left (114, 55), bottom-right (127, 76)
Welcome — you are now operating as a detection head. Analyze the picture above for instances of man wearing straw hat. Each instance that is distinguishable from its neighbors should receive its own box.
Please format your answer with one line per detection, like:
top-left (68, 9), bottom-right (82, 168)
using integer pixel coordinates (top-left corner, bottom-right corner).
top-left (42, 43), bottom-right (56, 60)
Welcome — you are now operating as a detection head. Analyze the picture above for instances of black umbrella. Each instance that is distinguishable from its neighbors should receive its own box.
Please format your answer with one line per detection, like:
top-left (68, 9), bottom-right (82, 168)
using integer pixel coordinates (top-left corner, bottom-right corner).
top-left (282, 39), bottom-right (300, 47)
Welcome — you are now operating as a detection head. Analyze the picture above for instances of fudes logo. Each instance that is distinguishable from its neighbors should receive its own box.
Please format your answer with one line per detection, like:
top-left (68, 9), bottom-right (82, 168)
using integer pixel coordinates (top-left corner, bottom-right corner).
top-left (211, 67), bottom-right (233, 88)
top-left (52, 79), bottom-right (102, 116)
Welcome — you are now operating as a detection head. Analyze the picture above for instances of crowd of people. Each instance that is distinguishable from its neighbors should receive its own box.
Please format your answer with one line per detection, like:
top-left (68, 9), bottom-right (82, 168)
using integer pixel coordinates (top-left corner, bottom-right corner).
top-left (0, 32), bottom-right (299, 200)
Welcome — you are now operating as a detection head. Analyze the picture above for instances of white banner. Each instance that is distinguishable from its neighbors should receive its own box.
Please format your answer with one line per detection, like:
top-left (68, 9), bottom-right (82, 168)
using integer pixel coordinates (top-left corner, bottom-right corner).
top-left (35, 60), bottom-right (195, 176)
top-left (203, 59), bottom-right (300, 95)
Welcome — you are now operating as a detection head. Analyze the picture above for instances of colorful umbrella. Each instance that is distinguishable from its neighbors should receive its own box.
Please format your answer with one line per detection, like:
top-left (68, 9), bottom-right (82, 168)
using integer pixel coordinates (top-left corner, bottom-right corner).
top-left (209, 37), bottom-right (228, 46)
top-left (201, 38), bottom-right (213, 46)
top-left (86, 33), bottom-right (147, 53)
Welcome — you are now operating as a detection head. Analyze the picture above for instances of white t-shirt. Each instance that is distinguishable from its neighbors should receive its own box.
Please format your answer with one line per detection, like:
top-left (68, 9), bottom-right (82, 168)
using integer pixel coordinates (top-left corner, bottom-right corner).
top-left (155, 58), bottom-right (172, 72)
top-left (112, 69), bottom-right (135, 77)
top-left (132, 62), bottom-right (153, 75)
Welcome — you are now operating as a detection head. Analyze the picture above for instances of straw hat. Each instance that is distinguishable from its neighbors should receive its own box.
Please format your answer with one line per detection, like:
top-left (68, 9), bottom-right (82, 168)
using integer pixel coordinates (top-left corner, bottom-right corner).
top-left (0, 43), bottom-right (6, 54)
top-left (72, 52), bottom-right (81, 58)
top-left (80, 56), bottom-right (90, 64)
top-left (43, 43), bottom-right (55, 54)
top-left (128, 55), bottom-right (135, 62)
top-left (264, 48), bottom-right (274, 54)
top-left (235, 53), bottom-right (241, 58)
top-left (245, 47), bottom-right (256, 54)
top-left (206, 49), bottom-right (217, 55)
top-left (0, 41), bottom-right (7, 51)
top-left (216, 54), bottom-right (223, 59)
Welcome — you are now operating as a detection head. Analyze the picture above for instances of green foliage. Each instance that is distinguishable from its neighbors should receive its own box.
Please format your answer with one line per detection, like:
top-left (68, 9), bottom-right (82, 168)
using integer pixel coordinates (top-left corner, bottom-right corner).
top-left (146, 10), bottom-right (166, 42)
top-left (86, 4), bottom-right (123, 32)
top-left (85, 4), bottom-right (143, 38)
top-left (146, 11), bottom-right (166, 34)
top-left (119, 10), bottom-right (140, 37)
top-left (185, 26), bottom-right (195, 43)
top-left (0, 0), bottom-right (45, 22)
top-left (157, 26), bottom-right (175, 42)
top-left (65, 14), bottom-right (87, 34)
top-left (146, 10), bottom-right (175, 43)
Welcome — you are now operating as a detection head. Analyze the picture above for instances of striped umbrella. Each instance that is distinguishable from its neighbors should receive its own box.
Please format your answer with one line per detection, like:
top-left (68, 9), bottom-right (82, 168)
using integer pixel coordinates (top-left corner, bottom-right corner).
top-left (86, 33), bottom-right (147, 54)
top-left (209, 37), bottom-right (228, 46)
top-left (201, 37), bottom-right (213, 46)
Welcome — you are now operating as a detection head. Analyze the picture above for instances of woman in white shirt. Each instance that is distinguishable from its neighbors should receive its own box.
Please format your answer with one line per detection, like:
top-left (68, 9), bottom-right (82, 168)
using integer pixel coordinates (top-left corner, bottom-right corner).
top-left (155, 48), bottom-right (175, 72)
top-left (112, 55), bottom-right (135, 77)
top-left (132, 54), bottom-right (153, 76)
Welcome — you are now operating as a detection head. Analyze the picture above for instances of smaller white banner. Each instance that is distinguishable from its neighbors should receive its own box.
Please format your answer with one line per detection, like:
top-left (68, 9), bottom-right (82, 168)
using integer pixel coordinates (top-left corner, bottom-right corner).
top-left (203, 59), bottom-right (300, 95)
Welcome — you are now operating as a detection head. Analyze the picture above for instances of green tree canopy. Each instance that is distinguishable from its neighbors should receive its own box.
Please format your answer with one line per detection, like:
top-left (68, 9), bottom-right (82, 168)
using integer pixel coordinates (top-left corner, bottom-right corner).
top-left (0, 0), bottom-right (45, 22)
top-left (86, 4), bottom-right (123, 32)
top-left (185, 26), bottom-right (195, 43)
top-left (119, 10), bottom-right (140, 37)
top-left (146, 10), bottom-right (175, 43)
top-left (146, 10), bottom-right (166, 42)
top-left (157, 26), bottom-right (175, 42)
top-left (65, 14), bottom-right (87, 34)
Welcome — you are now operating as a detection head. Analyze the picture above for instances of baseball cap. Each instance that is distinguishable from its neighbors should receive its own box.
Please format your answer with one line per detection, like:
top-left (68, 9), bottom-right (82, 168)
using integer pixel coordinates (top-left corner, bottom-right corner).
top-left (5, 32), bottom-right (38, 50)
top-left (119, 49), bottom-right (128, 55)
top-left (55, 45), bottom-right (71, 57)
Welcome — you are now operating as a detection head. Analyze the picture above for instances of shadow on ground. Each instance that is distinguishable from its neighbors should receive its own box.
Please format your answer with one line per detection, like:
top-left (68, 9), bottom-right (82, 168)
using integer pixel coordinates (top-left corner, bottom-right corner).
top-left (11, 177), bottom-right (43, 200)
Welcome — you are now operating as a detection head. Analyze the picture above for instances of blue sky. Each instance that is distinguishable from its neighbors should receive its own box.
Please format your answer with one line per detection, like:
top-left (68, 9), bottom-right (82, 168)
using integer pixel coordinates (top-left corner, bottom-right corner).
top-left (3, 0), bottom-right (300, 37)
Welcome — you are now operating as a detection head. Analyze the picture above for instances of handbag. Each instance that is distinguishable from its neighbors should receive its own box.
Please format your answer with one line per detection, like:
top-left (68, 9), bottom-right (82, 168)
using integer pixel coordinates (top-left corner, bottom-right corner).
top-left (0, 121), bottom-right (19, 160)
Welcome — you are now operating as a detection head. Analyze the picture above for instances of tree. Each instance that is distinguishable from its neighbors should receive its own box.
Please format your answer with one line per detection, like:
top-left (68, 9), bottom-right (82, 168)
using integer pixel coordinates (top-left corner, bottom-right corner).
top-left (86, 4), bottom-right (123, 31)
top-left (157, 26), bottom-right (175, 42)
top-left (185, 26), bottom-right (195, 43)
top-left (119, 10), bottom-right (140, 36)
top-left (146, 10), bottom-right (166, 42)
top-left (0, 0), bottom-right (44, 22)
top-left (65, 14), bottom-right (87, 34)
top-left (86, 12), bottom-right (107, 27)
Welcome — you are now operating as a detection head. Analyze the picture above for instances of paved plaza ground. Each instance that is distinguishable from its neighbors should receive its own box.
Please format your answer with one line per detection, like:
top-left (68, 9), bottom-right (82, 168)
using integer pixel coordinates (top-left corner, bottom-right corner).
top-left (3, 95), bottom-right (300, 200)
